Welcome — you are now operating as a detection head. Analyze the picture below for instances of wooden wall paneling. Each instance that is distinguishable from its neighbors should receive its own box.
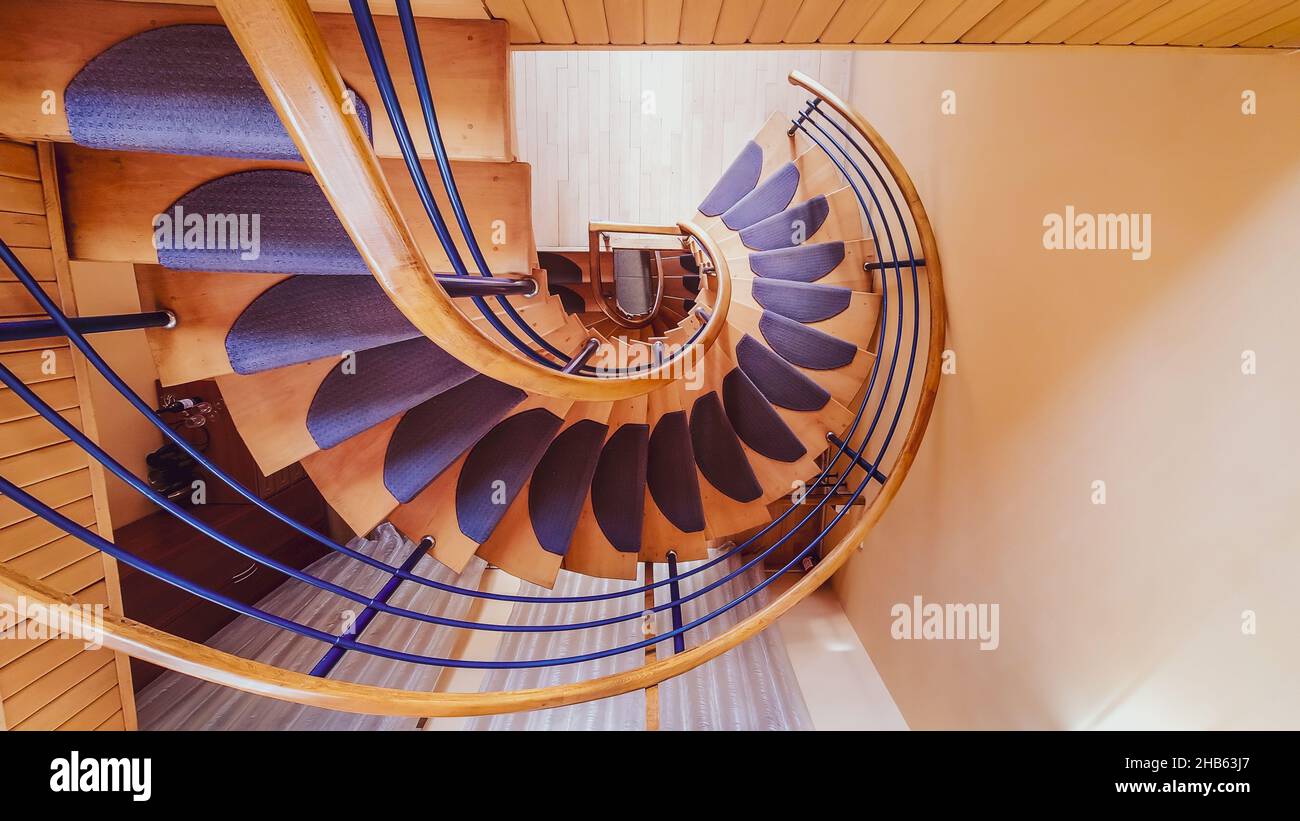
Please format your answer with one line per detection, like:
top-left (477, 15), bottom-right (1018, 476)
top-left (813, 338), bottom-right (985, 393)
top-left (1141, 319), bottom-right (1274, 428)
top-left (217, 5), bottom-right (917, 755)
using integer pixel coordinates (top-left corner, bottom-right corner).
top-left (1135, 0), bottom-right (1260, 44)
top-left (515, 50), bottom-right (851, 248)
top-left (0, 410), bottom-right (83, 463)
top-left (961, 0), bottom-right (1046, 41)
top-left (0, 378), bottom-right (80, 423)
top-left (0, 470), bottom-right (93, 531)
top-left (0, 142), bottom-right (40, 181)
top-left (1, 246), bottom-right (57, 283)
top-left (884, 0), bottom-right (961, 43)
top-left (855, 0), bottom-right (928, 42)
top-left (0, 175), bottom-right (45, 216)
top-left (0, 441), bottom-right (88, 488)
top-left (0, 212), bottom-right (50, 249)
top-left (1240, 9), bottom-right (1300, 44)
top-left (34, 141), bottom-right (138, 728)
top-left (993, 0), bottom-right (1091, 42)
top-left (0, 499), bottom-right (99, 569)
top-left (1179, 0), bottom-right (1298, 44)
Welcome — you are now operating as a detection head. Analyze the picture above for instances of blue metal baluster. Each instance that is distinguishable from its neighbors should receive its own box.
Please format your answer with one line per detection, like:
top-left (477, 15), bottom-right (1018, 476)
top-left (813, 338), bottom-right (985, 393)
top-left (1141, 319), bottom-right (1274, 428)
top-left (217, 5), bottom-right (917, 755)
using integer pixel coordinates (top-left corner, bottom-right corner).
top-left (347, 0), bottom-right (560, 369)
top-left (309, 537), bottom-right (433, 677)
top-left (390, 0), bottom-right (575, 366)
top-left (0, 311), bottom-right (174, 343)
top-left (666, 551), bottom-right (686, 654)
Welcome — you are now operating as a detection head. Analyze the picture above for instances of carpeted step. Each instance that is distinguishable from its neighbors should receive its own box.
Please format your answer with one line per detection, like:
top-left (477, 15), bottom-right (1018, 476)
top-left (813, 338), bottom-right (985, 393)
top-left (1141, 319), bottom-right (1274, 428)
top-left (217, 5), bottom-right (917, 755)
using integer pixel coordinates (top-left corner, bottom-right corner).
top-left (476, 402), bottom-right (613, 588)
top-left (384, 377), bottom-right (528, 504)
top-left (59, 145), bottom-right (536, 277)
top-left (215, 336), bottom-right (476, 476)
top-left (727, 239), bottom-right (875, 291)
top-left (724, 302), bottom-right (874, 407)
top-left (564, 396), bottom-right (648, 580)
top-left (642, 380), bottom-right (707, 563)
top-left (388, 393), bottom-right (573, 573)
top-left (65, 24), bottom-right (372, 160)
top-left (715, 187), bottom-right (865, 257)
top-left (2, 0), bottom-right (513, 162)
top-left (718, 147), bottom-right (842, 232)
top-left (695, 112), bottom-right (809, 226)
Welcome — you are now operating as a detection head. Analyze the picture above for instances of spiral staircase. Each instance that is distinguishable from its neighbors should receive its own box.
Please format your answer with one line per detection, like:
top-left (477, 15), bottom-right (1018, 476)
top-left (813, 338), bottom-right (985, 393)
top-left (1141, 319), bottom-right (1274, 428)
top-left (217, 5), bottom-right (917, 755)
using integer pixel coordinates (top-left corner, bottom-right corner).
top-left (0, 0), bottom-right (943, 721)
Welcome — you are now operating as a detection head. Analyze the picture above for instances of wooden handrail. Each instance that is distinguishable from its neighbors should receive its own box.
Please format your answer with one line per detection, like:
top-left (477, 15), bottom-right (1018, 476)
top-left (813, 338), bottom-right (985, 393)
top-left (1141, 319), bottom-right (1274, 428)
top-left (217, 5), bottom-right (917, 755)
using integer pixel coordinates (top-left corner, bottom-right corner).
top-left (587, 222), bottom-right (679, 329)
top-left (0, 75), bottom-right (943, 718)
top-left (214, 0), bottom-right (669, 401)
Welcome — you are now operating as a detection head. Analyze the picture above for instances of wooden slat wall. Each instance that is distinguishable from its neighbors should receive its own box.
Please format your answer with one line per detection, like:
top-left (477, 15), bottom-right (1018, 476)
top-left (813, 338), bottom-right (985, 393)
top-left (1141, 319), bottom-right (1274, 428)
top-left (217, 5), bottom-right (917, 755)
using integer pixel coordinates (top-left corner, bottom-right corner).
top-left (481, 0), bottom-right (1300, 46)
top-left (0, 137), bottom-right (136, 731)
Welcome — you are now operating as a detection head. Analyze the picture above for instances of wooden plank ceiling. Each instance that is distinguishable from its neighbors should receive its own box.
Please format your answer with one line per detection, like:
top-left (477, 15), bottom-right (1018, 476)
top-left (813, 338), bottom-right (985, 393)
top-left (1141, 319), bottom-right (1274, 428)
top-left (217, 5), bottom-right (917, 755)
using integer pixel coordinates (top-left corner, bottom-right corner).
top-left (480, 0), bottom-right (1300, 48)
top-left (120, 1), bottom-right (1300, 47)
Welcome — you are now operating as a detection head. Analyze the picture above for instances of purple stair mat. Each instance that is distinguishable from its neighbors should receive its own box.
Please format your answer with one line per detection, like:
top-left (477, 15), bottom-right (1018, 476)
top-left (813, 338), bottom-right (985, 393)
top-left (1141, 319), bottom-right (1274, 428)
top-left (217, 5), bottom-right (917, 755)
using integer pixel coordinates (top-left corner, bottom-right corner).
top-left (738, 196), bottom-right (829, 252)
top-left (306, 337), bottom-right (476, 450)
top-left (721, 162), bottom-right (800, 231)
top-left (159, 170), bottom-right (367, 275)
top-left (689, 392), bottom-right (762, 503)
top-left (751, 278), bottom-right (851, 324)
top-left (456, 409), bottom-right (565, 544)
top-left (591, 423), bottom-right (650, 554)
top-left (698, 141), bottom-right (762, 217)
top-left (528, 420), bottom-right (609, 556)
top-left (722, 368), bottom-right (806, 463)
top-left (758, 311), bottom-right (857, 370)
top-left (735, 334), bottom-right (830, 412)
top-left (646, 411), bottom-right (706, 533)
top-left (748, 241), bottom-right (845, 283)
top-left (226, 275), bottom-right (420, 375)
top-left (66, 24), bottom-right (370, 160)
top-left (384, 376), bottom-right (526, 504)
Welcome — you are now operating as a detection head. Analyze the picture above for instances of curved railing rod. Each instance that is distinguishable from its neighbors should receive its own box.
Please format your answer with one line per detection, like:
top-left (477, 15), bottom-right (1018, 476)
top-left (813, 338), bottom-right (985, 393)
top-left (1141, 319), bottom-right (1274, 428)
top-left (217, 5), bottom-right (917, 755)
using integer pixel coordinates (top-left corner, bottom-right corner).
top-left (0, 348), bottom-right (890, 639)
top-left (0, 232), bottom-right (867, 607)
top-left (357, 0), bottom-right (574, 367)
top-left (586, 224), bottom-right (676, 330)
top-left (390, 0), bottom-right (578, 365)
top-left (0, 76), bottom-right (943, 712)
top-left (214, 0), bottom-right (666, 401)
top-left (346, 0), bottom-right (559, 370)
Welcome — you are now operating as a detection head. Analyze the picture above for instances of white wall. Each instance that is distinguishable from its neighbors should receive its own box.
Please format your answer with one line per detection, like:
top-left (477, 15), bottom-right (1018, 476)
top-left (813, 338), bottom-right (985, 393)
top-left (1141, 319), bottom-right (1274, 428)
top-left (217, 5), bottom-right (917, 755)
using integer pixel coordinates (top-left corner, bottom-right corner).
top-left (831, 47), bottom-right (1300, 730)
top-left (512, 49), bottom-right (851, 248)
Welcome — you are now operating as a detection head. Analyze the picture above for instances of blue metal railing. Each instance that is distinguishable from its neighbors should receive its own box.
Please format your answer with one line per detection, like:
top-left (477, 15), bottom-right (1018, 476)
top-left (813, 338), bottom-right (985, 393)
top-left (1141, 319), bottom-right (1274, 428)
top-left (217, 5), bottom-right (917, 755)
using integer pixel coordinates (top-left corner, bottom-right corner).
top-left (0, 85), bottom-right (932, 673)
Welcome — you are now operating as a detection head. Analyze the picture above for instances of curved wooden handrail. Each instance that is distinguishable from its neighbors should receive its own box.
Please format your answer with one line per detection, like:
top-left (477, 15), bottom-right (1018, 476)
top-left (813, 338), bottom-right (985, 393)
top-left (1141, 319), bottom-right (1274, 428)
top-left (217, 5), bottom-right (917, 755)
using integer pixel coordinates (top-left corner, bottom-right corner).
top-left (787, 70), bottom-right (942, 293)
top-left (587, 223), bottom-right (677, 330)
top-left (215, 0), bottom-right (671, 401)
top-left (0, 76), bottom-right (943, 718)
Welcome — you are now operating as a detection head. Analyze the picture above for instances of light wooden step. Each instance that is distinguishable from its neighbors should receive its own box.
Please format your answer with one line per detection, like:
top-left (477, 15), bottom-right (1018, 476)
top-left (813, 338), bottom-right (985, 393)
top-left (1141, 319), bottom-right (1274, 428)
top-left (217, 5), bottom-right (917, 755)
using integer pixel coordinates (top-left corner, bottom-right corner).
top-left (0, 0), bottom-right (512, 161)
top-left (57, 144), bottom-right (536, 277)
